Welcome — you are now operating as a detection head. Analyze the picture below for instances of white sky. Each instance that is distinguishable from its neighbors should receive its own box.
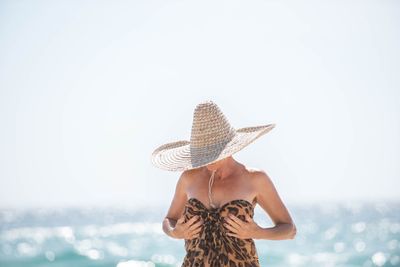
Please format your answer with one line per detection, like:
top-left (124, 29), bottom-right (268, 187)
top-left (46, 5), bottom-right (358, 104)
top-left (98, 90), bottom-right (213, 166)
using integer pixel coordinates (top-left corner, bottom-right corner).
top-left (1, 0), bottom-right (399, 209)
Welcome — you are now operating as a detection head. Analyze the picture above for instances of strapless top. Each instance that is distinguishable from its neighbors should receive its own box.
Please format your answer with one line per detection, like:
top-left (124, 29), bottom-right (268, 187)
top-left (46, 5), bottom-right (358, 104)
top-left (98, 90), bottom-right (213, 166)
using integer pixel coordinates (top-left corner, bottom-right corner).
top-left (181, 197), bottom-right (260, 267)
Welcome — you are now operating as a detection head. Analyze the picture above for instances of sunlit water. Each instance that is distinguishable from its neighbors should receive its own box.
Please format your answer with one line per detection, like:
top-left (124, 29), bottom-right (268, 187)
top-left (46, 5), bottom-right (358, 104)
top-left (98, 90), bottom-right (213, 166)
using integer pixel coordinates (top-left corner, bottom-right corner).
top-left (1, 201), bottom-right (399, 267)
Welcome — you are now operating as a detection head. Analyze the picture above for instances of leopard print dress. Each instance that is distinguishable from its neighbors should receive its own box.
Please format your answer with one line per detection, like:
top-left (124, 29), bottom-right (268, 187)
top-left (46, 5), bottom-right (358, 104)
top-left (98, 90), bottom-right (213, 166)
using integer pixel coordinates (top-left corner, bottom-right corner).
top-left (181, 197), bottom-right (260, 267)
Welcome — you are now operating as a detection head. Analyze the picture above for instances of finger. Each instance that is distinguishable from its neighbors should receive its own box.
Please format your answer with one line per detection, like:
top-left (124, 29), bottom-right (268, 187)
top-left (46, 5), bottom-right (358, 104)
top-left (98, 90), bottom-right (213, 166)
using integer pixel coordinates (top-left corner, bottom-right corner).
top-left (188, 218), bottom-right (203, 230)
top-left (189, 232), bottom-right (200, 239)
top-left (224, 222), bottom-right (239, 234)
top-left (189, 226), bottom-right (202, 236)
top-left (225, 216), bottom-right (241, 229)
top-left (228, 214), bottom-right (245, 226)
top-left (245, 214), bottom-right (253, 223)
top-left (226, 232), bottom-right (240, 238)
top-left (190, 221), bottom-right (203, 231)
top-left (186, 215), bottom-right (200, 226)
top-left (177, 216), bottom-right (185, 224)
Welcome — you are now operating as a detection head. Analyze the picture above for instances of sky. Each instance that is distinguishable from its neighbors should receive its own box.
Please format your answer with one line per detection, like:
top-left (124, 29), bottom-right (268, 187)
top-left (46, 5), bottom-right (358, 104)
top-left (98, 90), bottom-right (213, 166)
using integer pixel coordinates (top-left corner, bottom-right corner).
top-left (0, 0), bottom-right (399, 209)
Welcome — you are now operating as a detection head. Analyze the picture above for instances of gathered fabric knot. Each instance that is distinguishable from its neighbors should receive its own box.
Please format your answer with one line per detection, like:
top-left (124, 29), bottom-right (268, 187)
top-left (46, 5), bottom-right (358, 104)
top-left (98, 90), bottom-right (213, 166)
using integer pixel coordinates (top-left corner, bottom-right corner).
top-left (202, 209), bottom-right (225, 253)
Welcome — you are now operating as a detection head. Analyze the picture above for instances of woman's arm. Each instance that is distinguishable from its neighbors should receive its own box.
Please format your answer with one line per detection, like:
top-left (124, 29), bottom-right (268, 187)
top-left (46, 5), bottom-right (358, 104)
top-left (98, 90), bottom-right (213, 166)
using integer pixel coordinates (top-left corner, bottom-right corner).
top-left (252, 170), bottom-right (297, 240)
top-left (162, 170), bottom-right (189, 238)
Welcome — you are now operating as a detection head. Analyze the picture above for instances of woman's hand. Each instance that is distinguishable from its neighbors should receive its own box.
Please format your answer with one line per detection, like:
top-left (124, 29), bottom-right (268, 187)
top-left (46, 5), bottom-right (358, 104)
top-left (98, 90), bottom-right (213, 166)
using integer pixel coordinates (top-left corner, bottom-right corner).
top-left (224, 213), bottom-right (261, 239)
top-left (171, 215), bottom-right (203, 240)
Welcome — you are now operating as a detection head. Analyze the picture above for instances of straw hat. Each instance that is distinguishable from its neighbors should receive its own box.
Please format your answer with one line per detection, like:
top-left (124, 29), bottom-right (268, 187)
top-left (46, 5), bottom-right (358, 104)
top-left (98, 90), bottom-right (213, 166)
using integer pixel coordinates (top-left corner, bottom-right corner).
top-left (150, 100), bottom-right (275, 172)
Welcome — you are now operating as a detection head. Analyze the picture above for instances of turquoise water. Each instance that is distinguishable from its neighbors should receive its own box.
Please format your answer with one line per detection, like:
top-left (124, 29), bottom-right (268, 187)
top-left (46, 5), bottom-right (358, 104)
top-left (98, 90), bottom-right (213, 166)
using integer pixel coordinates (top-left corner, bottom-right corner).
top-left (1, 201), bottom-right (399, 267)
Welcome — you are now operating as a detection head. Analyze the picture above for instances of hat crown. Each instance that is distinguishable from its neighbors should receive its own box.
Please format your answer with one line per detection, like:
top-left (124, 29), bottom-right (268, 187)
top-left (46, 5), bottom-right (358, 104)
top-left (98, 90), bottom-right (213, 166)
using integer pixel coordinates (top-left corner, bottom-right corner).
top-left (190, 100), bottom-right (236, 148)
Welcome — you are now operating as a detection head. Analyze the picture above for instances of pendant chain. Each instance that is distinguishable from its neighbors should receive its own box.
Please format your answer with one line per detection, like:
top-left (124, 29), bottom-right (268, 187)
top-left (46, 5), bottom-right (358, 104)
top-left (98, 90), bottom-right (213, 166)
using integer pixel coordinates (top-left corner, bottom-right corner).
top-left (208, 169), bottom-right (217, 209)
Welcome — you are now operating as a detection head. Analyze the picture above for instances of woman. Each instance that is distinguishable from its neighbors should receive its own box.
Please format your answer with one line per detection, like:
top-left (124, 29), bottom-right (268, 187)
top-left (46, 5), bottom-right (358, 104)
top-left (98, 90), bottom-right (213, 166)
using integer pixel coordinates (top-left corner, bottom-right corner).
top-left (151, 100), bottom-right (296, 267)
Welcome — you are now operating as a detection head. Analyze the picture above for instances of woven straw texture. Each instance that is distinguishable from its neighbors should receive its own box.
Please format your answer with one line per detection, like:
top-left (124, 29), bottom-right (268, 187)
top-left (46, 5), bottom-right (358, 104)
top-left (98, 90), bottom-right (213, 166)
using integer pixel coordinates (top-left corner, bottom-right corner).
top-left (151, 100), bottom-right (275, 172)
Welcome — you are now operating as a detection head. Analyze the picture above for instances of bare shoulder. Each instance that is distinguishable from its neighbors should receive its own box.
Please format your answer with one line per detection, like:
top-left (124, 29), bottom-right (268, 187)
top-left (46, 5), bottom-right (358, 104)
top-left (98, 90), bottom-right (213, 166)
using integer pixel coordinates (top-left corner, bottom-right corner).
top-left (177, 169), bottom-right (191, 187)
top-left (179, 167), bottom-right (201, 186)
top-left (245, 167), bottom-right (274, 188)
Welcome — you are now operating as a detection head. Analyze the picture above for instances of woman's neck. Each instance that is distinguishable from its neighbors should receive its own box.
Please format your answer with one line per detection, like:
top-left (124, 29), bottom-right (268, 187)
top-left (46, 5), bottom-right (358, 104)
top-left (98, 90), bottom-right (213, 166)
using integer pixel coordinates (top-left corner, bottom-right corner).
top-left (210, 157), bottom-right (241, 181)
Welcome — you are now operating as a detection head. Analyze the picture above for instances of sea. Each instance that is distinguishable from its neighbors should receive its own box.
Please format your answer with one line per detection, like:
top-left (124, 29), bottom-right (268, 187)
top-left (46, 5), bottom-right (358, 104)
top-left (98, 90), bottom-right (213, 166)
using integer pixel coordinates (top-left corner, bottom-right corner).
top-left (1, 200), bottom-right (399, 267)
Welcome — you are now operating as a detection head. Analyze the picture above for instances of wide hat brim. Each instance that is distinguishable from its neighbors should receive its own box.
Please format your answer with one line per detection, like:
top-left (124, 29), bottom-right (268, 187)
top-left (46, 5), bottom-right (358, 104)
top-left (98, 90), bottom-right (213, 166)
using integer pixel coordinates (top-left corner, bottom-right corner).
top-left (151, 123), bottom-right (275, 172)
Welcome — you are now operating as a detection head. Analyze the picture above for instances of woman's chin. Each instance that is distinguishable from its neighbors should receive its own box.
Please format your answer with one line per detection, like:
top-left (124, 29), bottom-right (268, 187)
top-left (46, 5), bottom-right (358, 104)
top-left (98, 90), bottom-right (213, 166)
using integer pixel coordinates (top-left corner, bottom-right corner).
top-left (206, 165), bottom-right (218, 171)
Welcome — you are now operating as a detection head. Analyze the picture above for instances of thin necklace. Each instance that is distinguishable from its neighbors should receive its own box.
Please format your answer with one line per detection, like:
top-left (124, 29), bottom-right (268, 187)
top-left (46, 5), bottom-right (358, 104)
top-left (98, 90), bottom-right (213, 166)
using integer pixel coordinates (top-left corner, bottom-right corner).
top-left (208, 169), bottom-right (218, 209)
